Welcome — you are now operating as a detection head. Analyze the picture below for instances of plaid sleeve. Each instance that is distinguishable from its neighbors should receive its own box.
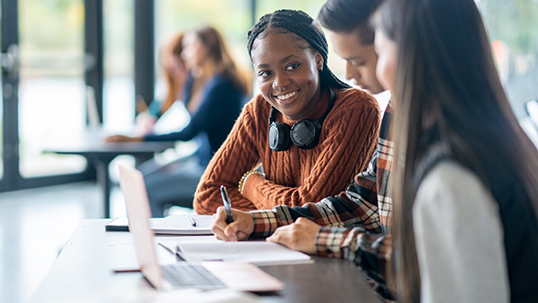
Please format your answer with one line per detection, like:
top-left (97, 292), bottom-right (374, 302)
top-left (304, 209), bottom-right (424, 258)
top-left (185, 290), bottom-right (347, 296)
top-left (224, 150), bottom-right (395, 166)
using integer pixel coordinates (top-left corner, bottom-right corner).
top-left (247, 153), bottom-right (382, 238)
top-left (249, 210), bottom-right (280, 239)
top-left (316, 226), bottom-right (395, 302)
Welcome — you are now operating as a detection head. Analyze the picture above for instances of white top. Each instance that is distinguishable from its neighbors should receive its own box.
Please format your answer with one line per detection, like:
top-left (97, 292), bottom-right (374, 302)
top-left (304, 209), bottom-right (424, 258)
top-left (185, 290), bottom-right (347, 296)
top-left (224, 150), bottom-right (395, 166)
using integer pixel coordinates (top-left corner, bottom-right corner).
top-left (413, 161), bottom-right (510, 303)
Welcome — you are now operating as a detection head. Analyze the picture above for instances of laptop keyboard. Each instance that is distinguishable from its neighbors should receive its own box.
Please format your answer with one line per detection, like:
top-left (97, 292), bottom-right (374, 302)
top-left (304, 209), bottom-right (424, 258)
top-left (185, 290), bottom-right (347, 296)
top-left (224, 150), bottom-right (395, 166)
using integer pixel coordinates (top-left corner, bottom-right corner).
top-left (161, 263), bottom-right (226, 290)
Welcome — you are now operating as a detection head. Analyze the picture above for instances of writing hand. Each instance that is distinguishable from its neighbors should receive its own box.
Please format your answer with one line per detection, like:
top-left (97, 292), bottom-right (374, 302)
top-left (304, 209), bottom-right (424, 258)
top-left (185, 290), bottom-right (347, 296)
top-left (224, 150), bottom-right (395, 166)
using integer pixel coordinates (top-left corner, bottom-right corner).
top-left (266, 217), bottom-right (320, 254)
top-left (211, 206), bottom-right (254, 241)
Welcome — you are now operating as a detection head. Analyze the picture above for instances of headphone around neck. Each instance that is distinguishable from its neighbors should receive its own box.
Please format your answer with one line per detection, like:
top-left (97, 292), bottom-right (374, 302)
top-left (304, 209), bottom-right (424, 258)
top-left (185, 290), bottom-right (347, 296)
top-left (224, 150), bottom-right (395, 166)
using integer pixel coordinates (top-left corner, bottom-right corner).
top-left (268, 88), bottom-right (336, 151)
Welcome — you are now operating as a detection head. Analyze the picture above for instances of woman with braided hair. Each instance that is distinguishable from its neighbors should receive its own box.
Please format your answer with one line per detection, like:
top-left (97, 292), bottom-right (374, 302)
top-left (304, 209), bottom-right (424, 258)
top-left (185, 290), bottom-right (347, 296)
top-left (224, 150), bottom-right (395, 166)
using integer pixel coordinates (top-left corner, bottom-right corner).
top-left (194, 9), bottom-right (380, 214)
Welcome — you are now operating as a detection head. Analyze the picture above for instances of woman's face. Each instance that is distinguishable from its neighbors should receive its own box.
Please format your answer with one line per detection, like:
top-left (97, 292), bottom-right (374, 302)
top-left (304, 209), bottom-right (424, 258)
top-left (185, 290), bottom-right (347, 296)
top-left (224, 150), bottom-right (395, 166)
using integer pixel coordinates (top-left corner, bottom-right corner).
top-left (251, 30), bottom-right (324, 120)
top-left (374, 29), bottom-right (398, 97)
top-left (181, 32), bottom-right (207, 70)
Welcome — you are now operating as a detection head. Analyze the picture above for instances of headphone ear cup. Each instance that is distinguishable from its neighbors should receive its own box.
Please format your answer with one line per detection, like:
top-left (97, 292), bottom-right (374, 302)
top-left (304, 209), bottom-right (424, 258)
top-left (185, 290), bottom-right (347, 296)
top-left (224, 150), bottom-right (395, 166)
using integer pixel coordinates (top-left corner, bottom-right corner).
top-left (290, 120), bottom-right (321, 149)
top-left (269, 122), bottom-right (291, 151)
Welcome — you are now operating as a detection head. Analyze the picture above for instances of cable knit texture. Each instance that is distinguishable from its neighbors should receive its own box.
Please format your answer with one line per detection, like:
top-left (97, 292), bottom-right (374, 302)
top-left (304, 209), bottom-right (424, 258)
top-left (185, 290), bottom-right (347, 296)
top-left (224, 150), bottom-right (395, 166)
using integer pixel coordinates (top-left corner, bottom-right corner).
top-left (194, 88), bottom-right (380, 214)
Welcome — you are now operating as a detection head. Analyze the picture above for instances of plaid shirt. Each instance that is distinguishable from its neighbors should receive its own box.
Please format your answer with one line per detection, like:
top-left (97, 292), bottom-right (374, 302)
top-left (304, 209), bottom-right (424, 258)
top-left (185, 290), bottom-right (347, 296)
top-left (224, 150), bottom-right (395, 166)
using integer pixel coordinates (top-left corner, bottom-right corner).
top-left (250, 104), bottom-right (394, 301)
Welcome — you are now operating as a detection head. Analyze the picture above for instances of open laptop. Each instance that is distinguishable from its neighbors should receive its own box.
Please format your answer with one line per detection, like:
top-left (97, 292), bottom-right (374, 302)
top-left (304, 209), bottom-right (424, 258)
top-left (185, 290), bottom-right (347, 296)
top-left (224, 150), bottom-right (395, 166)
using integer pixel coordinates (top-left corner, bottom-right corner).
top-left (118, 165), bottom-right (284, 292)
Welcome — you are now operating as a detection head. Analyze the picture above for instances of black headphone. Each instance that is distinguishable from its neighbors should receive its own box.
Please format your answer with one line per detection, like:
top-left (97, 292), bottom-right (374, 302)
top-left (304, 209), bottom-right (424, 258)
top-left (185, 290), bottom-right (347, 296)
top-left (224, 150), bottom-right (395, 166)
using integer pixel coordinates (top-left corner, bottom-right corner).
top-left (268, 88), bottom-right (336, 151)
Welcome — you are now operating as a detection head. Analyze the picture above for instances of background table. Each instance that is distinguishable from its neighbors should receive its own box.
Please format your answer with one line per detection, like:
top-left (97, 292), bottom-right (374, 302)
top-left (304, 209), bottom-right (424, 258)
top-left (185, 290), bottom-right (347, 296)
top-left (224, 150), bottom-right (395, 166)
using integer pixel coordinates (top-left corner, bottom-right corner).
top-left (44, 141), bottom-right (175, 217)
top-left (30, 220), bottom-right (382, 303)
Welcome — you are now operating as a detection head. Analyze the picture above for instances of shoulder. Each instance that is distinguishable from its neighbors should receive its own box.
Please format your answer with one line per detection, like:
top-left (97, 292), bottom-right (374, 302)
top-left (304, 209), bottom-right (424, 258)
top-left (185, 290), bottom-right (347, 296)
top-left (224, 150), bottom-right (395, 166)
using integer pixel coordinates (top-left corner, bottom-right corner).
top-left (324, 88), bottom-right (380, 128)
top-left (333, 88), bottom-right (380, 113)
top-left (237, 94), bottom-right (270, 125)
top-left (243, 93), bottom-right (269, 115)
top-left (414, 161), bottom-right (499, 222)
top-left (205, 74), bottom-right (234, 90)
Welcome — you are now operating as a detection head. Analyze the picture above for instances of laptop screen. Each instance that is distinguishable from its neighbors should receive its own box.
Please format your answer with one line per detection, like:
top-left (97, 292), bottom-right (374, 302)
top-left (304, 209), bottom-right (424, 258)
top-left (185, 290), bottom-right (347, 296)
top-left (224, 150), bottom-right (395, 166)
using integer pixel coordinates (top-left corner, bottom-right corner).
top-left (118, 165), bottom-right (164, 290)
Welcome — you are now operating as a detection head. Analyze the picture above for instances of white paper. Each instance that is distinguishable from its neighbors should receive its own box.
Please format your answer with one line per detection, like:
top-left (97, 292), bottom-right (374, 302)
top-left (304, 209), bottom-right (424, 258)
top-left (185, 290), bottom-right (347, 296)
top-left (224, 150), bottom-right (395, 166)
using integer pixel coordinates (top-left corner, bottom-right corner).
top-left (150, 215), bottom-right (213, 235)
top-left (175, 237), bottom-right (313, 266)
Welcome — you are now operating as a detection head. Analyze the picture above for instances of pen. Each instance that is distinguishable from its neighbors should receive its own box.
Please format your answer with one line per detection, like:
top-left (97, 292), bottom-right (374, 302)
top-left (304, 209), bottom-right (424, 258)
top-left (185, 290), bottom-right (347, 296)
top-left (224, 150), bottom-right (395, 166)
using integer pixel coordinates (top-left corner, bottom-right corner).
top-left (220, 185), bottom-right (234, 224)
top-left (189, 216), bottom-right (197, 227)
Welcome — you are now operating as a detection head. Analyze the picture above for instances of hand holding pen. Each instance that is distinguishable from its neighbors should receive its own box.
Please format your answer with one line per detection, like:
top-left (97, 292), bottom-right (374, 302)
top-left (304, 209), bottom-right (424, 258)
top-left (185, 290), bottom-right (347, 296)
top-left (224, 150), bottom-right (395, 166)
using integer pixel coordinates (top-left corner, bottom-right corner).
top-left (211, 185), bottom-right (255, 241)
top-left (220, 186), bottom-right (235, 224)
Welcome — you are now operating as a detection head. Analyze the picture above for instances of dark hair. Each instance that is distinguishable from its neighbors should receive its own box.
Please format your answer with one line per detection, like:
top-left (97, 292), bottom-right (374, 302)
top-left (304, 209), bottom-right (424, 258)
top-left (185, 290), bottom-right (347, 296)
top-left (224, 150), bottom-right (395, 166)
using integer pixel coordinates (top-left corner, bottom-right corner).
top-left (194, 26), bottom-right (250, 95)
top-left (374, 0), bottom-right (538, 302)
top-left (318, 0), bottom-right (382, 45)
top-left (247, 9), bottom-right (350, 90)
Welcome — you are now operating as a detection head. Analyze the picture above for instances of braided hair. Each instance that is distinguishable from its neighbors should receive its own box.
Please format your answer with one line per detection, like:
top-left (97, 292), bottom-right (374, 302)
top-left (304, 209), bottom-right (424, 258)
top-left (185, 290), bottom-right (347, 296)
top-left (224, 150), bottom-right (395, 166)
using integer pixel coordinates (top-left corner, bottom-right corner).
top-left (247, 9), bottom-right (350, 90)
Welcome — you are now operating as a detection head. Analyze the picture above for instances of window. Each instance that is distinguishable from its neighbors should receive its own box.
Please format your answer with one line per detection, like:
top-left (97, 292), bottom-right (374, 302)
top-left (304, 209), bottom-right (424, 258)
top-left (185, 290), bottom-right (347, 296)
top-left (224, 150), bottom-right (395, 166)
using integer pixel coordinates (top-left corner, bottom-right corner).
top-left (18, 0), bottom-right (87, 178)
top-left (103, 0), bottom-right (135, 133)
top-left (477, 0), bottom-right (538, 119)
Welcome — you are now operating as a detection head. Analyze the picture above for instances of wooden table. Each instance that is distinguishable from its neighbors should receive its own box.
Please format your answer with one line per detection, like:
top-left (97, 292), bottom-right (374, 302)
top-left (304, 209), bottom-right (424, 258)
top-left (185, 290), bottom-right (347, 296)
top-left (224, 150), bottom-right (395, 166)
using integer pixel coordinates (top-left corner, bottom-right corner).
top-left (44, 141), bottom-right (174, 217)
top-left (30, 220), bottom-right (382, 303)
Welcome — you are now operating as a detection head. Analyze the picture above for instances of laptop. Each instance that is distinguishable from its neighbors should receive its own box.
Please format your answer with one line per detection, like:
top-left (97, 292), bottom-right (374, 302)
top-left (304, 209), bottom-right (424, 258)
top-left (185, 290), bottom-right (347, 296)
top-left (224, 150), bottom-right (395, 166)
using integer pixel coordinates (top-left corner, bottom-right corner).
top-left (118, 165), bottom-right (285, 292)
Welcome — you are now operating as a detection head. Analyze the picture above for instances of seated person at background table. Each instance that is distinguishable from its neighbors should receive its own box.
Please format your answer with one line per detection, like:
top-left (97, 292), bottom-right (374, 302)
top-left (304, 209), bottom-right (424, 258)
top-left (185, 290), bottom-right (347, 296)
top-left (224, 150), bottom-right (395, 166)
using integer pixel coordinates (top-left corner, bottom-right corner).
top-left (107, 26), bottom-right (249, 217)
top-left (213, 0), bottom-right (538, 302)
top-left (135, 32), bottom-right (188, 133)
top-left (193, 9), bottom-right (380, 215)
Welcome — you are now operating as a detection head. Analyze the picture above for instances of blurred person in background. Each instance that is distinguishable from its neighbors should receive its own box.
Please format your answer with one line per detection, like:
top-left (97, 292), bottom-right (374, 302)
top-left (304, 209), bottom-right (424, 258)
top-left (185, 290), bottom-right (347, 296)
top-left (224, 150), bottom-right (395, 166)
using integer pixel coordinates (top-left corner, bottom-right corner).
top-left (135, 32), bottom-right (188, 133)
top-left (107, 26), bottom-right (250, 217)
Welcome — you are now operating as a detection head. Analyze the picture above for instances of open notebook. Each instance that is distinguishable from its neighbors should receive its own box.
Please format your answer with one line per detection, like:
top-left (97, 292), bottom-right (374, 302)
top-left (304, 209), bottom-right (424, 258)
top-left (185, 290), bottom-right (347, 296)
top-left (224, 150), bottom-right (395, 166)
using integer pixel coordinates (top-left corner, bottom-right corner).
top-left (106, 215), bottom-right (213, 235)
top-left (163, 237), bottom-right (313, 266)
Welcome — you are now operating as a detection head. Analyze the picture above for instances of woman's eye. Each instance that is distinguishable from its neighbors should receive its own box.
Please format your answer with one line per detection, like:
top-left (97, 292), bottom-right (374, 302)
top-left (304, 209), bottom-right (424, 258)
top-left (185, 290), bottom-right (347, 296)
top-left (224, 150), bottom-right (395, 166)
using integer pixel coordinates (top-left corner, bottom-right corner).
top-left (258, 70), bottom-right (271, 78)
top-left (285, 63), bottom-right (300, 71)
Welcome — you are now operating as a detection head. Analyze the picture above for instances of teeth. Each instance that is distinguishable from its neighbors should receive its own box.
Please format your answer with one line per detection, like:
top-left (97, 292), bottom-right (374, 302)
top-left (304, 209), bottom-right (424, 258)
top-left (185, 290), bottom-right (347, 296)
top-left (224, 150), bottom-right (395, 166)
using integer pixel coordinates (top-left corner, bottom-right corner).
top-left (276, 91), bottom-right (297, 100)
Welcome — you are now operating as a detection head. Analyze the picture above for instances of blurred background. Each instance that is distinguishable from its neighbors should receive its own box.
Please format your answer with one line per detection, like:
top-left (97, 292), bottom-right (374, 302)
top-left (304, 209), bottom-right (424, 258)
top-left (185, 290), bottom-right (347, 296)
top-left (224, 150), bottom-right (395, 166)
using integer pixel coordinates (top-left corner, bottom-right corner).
top-left (0, 0), bottom-right (537, 303)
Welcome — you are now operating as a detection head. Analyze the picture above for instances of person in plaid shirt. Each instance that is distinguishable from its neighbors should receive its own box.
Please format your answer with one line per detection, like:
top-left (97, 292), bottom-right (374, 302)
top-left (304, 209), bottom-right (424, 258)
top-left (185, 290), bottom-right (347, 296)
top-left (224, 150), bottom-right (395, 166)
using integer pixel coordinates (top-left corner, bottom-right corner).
top-left (211, 0), bottom-right (396, 300)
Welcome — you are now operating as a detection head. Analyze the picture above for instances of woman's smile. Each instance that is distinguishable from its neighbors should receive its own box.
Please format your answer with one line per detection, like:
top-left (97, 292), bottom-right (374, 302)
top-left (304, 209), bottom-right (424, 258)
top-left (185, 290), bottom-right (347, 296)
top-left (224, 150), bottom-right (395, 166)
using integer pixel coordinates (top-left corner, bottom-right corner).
top-left (273, 90), bottom-right (301, 106)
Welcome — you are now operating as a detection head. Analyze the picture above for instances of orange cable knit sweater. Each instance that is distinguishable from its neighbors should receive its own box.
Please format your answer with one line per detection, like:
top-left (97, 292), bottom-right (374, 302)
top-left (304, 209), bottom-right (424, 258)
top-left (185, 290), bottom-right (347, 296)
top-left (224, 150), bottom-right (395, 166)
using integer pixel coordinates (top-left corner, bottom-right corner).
top-left (194, 87), bottom-right (380, 214)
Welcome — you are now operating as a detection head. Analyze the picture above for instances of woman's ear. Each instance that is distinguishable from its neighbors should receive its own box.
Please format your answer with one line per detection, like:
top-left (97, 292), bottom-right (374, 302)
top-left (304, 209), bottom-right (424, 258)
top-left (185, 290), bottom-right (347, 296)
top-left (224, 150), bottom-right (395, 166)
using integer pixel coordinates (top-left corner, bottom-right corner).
top-left (315, 52), bottom-right (324, 71)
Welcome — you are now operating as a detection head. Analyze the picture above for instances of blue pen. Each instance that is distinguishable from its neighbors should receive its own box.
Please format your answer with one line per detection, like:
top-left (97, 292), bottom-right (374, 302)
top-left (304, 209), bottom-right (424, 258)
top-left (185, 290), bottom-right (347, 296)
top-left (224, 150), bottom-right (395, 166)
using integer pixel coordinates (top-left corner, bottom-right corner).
top-left (220, 185), bottom-right (234, 224)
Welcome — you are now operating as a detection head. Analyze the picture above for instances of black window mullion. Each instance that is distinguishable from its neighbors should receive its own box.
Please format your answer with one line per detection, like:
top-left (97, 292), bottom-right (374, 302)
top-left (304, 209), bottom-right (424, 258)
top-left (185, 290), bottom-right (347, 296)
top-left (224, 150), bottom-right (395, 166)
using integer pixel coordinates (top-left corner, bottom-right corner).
top-left (84, 0), bottom-right (105, 123)
top-left (134, 0), bottom-right (155, 112)
top-left (1, 0), bottom-right (20, 191)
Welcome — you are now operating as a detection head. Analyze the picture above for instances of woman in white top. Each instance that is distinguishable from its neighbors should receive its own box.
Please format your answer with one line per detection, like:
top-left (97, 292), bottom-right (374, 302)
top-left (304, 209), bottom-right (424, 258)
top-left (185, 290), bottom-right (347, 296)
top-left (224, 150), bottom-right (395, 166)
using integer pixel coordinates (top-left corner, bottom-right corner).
top-left (373, 0), bottom-right (538, 302)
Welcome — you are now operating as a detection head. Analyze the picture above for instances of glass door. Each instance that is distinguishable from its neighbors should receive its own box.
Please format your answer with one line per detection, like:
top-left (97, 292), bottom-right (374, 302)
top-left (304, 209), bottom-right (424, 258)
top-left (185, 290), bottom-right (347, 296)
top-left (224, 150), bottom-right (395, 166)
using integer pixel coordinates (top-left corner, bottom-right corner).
top-left (18, 0), bottom-right (88, 178)
top-left (0, 0), bottom-right (97, 193)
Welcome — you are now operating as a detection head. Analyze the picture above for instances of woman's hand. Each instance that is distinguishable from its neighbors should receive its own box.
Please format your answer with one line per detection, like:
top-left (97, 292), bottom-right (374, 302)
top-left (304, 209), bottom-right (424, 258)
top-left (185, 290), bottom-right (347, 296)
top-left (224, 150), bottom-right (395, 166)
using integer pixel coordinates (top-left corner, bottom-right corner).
top-left (266, 217), bottom-right (321, 254)
top-left (211, 206), bottom-right (255, 241)
top-left (105, 135), bottom-right (143, 143)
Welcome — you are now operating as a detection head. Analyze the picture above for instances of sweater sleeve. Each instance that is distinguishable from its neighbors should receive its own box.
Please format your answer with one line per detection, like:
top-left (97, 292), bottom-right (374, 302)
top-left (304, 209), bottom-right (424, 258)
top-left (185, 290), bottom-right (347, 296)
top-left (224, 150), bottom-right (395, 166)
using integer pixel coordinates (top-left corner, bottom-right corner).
top-left (242, 100), bottom-right (380, 209)
top-left (193, 99), bottom-right (262, 214)
top-left (413, 162), bottom-right (509, 303)
top-left (144, 78), bottom-right (234, 142)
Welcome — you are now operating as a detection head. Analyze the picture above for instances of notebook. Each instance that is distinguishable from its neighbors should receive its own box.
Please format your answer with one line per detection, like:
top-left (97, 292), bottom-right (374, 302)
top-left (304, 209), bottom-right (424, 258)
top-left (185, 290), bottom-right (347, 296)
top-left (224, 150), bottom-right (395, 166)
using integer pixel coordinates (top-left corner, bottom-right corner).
top-left (170, 237), bottom-right (313, 266)
top-left (106, 215), bottom-right (213, 235)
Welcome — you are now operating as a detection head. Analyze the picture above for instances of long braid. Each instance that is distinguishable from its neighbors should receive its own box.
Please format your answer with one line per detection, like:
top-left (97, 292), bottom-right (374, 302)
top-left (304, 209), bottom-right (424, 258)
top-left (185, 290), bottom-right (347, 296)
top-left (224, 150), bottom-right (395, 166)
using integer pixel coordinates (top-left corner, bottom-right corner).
top-left (247, 9), bottom-right (350, 90)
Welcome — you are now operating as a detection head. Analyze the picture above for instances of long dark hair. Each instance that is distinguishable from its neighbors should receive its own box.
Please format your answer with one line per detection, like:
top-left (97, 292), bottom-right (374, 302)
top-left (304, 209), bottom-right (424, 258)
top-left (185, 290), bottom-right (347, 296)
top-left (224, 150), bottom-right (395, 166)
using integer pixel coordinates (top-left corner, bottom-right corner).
top-left (193, 26), bottom-right (250, 95)
top-left (374, 0), bottom-right (538, 302)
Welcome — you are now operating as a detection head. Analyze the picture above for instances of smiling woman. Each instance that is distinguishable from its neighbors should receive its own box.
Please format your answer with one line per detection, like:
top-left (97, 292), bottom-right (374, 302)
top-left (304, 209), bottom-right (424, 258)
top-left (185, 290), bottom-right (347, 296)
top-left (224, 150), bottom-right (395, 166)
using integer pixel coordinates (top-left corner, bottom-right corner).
top-left (194, 9), bottom-right (381, 214)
